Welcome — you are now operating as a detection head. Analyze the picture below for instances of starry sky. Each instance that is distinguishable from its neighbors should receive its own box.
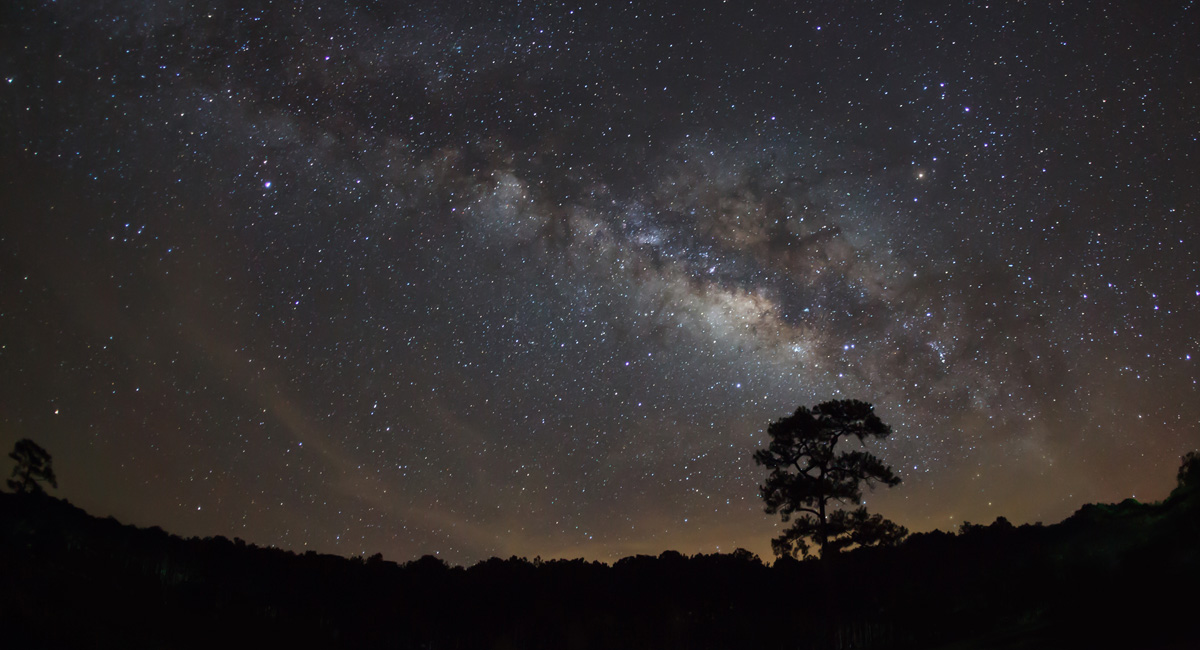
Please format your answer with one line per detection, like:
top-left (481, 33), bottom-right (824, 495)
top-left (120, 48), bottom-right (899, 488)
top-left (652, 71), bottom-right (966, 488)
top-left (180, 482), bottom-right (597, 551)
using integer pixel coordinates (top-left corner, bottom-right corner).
top-left (1, 1), bottom-right (1197, 565)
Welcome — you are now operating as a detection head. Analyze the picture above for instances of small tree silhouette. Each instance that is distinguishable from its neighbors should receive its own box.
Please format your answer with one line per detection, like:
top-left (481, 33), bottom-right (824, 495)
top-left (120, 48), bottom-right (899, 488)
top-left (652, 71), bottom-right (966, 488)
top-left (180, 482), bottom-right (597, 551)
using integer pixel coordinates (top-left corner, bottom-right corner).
top-left (7, 438), bottom-right (57, 494)
top-left (754, 399), bottom-right (906, 558)
top-left (1178, 451), bottom-right (1200, 489)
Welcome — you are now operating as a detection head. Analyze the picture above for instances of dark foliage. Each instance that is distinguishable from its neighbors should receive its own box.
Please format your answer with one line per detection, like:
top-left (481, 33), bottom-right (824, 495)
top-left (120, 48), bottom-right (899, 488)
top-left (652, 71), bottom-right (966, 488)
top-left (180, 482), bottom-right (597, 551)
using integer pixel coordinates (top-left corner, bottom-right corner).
top-left (754, 399), bottom-right (906, 557)
top-left (6, 438), bottom-right (56, 495)
top-left (2, 455), bottom-right (1199, 649)
top-left (1178, 450), bottom-right (1200, 489)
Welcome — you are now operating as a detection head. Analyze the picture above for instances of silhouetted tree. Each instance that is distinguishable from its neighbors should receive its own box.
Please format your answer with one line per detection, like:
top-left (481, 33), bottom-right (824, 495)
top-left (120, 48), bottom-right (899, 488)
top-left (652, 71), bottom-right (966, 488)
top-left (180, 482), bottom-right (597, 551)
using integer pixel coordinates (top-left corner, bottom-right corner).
top-left (7, 438), bottom-right (57, 494)
top-left (1178, 451), bottom-right (1200, 489)
top-left (754, 399), bottom-right (906, 558)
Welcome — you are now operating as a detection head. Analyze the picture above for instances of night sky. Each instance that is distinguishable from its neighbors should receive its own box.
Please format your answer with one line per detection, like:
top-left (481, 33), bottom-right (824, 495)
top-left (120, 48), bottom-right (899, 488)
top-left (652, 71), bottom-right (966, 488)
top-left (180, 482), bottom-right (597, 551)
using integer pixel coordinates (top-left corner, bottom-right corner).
top-left (2, 1), bottom-right (1197, 565)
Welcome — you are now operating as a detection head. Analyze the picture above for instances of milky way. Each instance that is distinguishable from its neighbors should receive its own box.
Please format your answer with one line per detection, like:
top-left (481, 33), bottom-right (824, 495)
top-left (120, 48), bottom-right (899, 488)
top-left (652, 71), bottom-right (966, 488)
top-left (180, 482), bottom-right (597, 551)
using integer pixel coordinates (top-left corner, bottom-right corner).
top-left (1, 1), bottom-right (1197, 564)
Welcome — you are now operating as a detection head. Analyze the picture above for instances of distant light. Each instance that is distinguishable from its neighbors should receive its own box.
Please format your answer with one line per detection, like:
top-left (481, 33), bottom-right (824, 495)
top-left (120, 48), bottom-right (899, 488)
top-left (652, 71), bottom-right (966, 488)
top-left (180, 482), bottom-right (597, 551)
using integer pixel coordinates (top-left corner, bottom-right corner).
top-left (264, 181), bottom-right (272, 188)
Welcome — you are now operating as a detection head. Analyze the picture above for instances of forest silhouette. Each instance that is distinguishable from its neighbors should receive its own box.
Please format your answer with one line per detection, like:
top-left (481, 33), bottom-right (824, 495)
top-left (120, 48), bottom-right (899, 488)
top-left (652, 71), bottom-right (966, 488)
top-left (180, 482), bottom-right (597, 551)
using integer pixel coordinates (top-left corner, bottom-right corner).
top-left (3, 450), bottom-right (1199, 649)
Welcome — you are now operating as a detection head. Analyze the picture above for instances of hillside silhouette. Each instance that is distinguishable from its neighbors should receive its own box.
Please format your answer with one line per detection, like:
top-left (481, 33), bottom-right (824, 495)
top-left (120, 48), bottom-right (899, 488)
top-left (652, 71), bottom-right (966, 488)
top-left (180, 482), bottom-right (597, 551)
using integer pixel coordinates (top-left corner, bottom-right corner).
top-left (3, 461), bottom-right (1199, 650)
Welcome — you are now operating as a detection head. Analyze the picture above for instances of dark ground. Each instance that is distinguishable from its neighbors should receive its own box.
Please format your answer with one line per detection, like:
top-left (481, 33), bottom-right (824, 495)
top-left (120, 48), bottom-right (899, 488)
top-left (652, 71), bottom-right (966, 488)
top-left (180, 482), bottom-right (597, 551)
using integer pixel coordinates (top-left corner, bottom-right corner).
top-left (3, 463), bottom-right (1199, 649)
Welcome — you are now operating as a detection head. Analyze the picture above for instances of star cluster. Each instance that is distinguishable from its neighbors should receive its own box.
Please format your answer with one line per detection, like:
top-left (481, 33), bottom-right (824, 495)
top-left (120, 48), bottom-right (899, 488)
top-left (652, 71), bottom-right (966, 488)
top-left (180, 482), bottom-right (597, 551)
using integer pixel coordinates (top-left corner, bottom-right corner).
top-left (1, 1), bottom-right (1196, 564)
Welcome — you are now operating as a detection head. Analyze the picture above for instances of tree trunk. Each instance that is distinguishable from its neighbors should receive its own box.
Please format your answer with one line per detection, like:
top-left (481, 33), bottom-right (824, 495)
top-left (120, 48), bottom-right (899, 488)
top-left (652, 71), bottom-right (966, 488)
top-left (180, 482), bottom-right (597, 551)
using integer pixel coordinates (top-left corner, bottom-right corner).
top-left (817, 498), bottom-right (828, 555)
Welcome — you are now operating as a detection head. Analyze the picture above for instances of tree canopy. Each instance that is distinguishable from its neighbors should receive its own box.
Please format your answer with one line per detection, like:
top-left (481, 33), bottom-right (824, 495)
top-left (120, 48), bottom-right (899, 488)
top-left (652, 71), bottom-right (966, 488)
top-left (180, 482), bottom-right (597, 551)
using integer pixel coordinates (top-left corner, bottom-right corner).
top-left (7, 438), bottom-right (57, 495)
top-left (1178, 451), bottom-right (1200, 489)
top-left (754, 399), bottom-right (906, 558)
